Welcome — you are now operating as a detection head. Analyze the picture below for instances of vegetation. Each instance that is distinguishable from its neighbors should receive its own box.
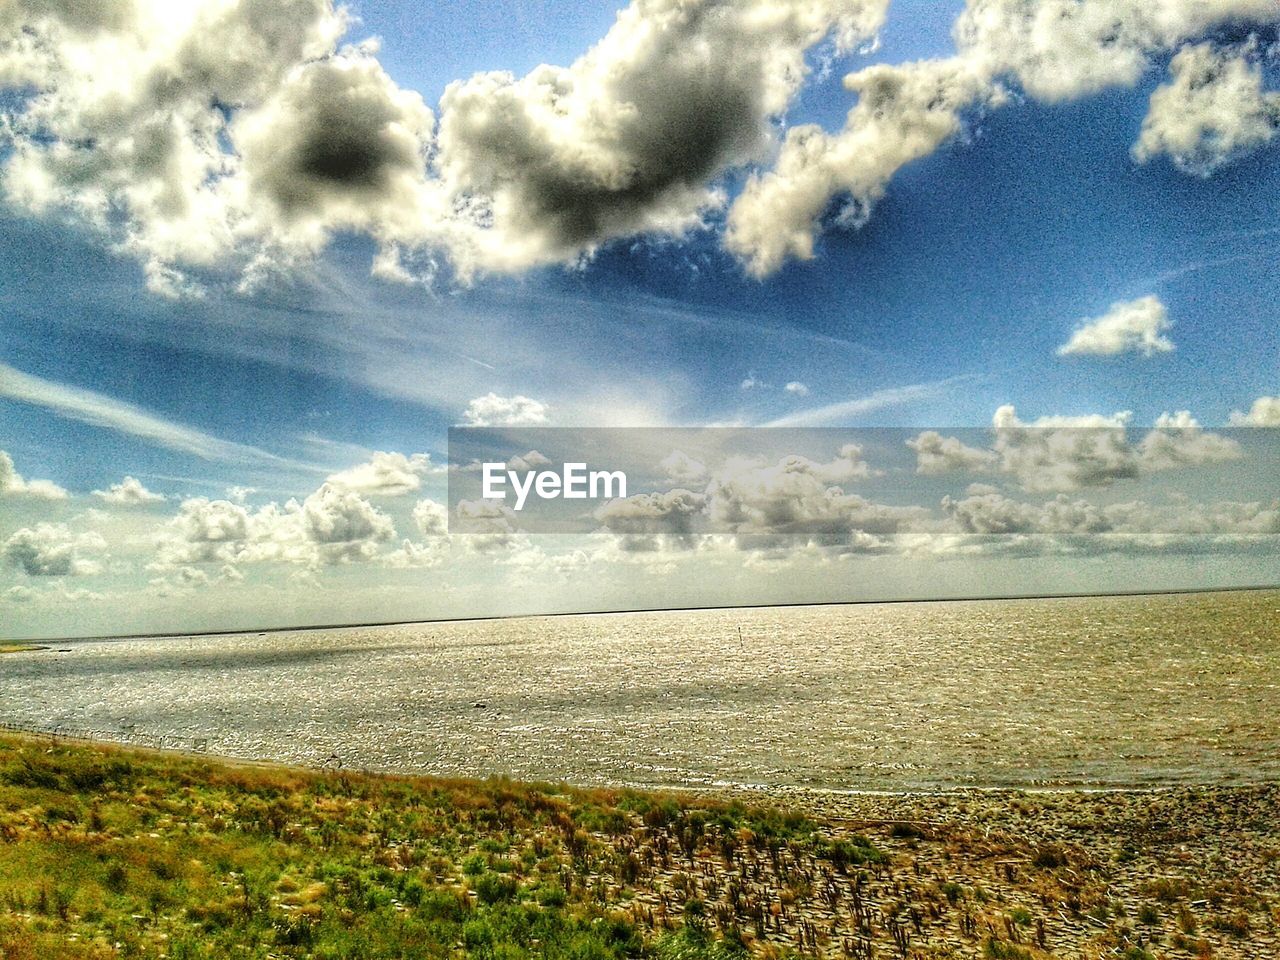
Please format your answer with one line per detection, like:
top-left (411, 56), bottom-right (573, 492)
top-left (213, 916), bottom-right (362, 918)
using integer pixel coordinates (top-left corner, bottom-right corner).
top-left (0, 735), bottom-right (852, 959)
top-left (1, 735), bottom-right (1276, 959)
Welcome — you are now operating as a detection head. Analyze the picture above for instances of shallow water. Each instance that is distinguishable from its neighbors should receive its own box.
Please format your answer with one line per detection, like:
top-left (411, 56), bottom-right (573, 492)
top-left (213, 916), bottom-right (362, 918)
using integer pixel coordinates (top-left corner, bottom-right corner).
top-left (4, 590), bottom-right (1280, 791)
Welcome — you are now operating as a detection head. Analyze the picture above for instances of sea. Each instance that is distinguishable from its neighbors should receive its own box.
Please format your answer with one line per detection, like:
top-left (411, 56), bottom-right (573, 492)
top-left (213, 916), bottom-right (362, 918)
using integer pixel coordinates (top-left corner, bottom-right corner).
top-left (4, 589), bottom-right (1279, 792)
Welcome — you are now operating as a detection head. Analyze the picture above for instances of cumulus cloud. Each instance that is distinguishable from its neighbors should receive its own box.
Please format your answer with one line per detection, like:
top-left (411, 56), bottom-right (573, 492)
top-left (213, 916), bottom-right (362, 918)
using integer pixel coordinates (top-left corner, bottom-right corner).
top-left (594, 489), bottom-right (706, 550)
top-left (907, 431), bottom-right (997, 475)
top-left (3, 523), bottom-right (105, 576)
top-left (1229, 396), bottom-right (1280, 426)
top-left (1138, 411), bottom-right (1241, 471)
top-left (326, 452), bottom-right (436, 496)
top-left (725, 0), bottom-right (1280, 275)
top-left (915, 406), bottom-right (1241, 493)
top-left (300, 483), bottom-right (396, 562)
top-left (235, 49), bottom-right (438, 269)
top-left (0, 0), bottom-right (887, 289)
top-left (0, 449), bottom-right (68, 500)
top-left (91, 475), bottom-right (166, 505)
top-left (726, 56), bottom-right (997, 276)
top-left (412, 498), bottom-right (449, 537)
top-left (461, 393), bottom-right (550, 427)
top-left (1133, 42), bottom-right (1280, 176)
top-left (433, 0), bottom-right (887, 276)
top-left (1057, 296), bottom-right (1175, 357)
top-left (784, 381), bottom-right (810, 396)
top-left (155, 481), bottom-right (396, 571)
top-left (659, 450), bottom-right (709, 485)
top-left (704, 448), bottom-right (917, 547)
top-left (0, 0), bottom-right (352, 294)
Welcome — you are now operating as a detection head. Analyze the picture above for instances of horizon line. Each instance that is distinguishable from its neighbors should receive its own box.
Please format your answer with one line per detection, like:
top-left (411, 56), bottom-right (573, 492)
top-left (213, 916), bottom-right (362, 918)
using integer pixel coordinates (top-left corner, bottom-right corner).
top-left (10, 582), bottom-right (1279, 645)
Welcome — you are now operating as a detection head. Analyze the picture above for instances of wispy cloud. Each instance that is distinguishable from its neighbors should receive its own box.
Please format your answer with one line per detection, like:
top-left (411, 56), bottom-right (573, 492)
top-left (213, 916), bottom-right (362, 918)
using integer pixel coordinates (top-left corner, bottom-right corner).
top-left (763, 376), bottom-right (982, 428)
top-left (0, 361), bottom-right (314, 470)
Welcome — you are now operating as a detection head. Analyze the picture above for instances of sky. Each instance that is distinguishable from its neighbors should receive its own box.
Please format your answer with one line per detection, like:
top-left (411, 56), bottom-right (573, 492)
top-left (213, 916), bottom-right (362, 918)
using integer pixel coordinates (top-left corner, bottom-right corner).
top-left (1, 0), bottom-right (1279, 638)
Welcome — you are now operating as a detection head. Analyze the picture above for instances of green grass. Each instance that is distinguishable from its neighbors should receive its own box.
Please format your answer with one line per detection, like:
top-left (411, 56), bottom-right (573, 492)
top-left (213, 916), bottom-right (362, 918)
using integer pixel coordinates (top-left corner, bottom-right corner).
top-left (0, 735), bottom-right (834, 959)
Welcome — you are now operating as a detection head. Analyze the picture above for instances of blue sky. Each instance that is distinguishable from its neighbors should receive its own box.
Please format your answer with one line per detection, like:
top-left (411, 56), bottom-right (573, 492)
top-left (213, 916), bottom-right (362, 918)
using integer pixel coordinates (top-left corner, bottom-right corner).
top-left (2, 0), bottom-right (1279, 636)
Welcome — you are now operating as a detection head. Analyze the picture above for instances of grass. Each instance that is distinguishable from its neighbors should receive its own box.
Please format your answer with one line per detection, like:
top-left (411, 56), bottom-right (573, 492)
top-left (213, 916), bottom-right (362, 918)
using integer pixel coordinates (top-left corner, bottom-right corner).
top-left (0, 644), bottom-right (45, 654)
top-left (0, 735), bottom-right (849, 959)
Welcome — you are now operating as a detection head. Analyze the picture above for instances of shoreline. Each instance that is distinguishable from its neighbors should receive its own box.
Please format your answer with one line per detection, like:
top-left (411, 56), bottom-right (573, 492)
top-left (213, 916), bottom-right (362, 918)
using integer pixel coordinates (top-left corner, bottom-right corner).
top-left (0, 722), bottom-right (1261, 799)
top-left (4, 720), bottom-right (1271, 800)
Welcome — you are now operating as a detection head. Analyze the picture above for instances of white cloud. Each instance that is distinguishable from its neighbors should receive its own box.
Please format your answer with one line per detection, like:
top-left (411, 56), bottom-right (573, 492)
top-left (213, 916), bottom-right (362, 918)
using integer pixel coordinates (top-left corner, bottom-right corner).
top-left (907, 431), bottom-right (997, 475)
top-left (659, 450), bottom-right (709, 485)
top-left (725, 0), bottom-right (1280, 275)
top-left (91, 476), bottom-right (166, 505)
top-left (461, 393), bottom-right (550, 427)
top-left (704, 447), bottom-right (915, 547)
top-left (1229, 396), bottom-right (1280, 426)
top-left (412, 498), bottom-right (449, 538)
top-left (764, 376), bottom-right (973, 427)
top-left (0, 0), bottom-right (352, 294)
top-left (3, 585), bottom-right (35, 604)
top-left (431, 0), bottom-right (887, 277)
top-left (594, 489), bottom-right (706, 551)
top-left (1133, 42), bottom-right (1280, 176)
top-left (0, 449), bottom-right (68, 500)
top-left (0, 0), bottom-right (887, 288)
top-left (156, 481), bottom-right (398, 572)
top-left (784, 381), bottom-right (810, 396)
top-left (914, 406), bottom-right (1240, 493)
top-left (326, 452), bottom-right (436, 496)
top-left (299, 483), bottom-right (396, 562)
top-left (1138, 411), bottom-right (1241, 471)
top-left (726, 55), bottom-right (996, 277)
top-left (0, 361), bottom-right (308, 466)
top-left (3, 523), bottom-right (105, 577)
top-left (1057, 296), bottom-right (1175, 357)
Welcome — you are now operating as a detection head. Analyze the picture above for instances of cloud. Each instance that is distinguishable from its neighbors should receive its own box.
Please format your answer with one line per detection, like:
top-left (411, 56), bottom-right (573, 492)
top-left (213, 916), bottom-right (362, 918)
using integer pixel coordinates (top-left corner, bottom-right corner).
top-left (907, 431), bottom-right (997, 475)
top-left (1229, 396), bottom-right (1280, 426)
top-left (0, 449), bottom-right (68, 500)
top-left (764, 376), bottom-right (975, 427)
top-left (704, 447), bottom-right (916, 547)
top-left (726, 56), bottom-right (997, 277)
top-left (299, 483), bottom-right (396, 562)
top-left (1056, 296), bottom-right (1175, 357)
top-left (326, 452), bottom-right (436, 496)
top-left (1, 0), bottom-right (352, 294)
top-left (659, 450), bottom-right (709, 485)
top-left (784, 381), bottom-right (810, 396)
top-left (91, 475), bottom-right (166, 505)
top-left (1133, 42), bottom-right (1280, 176)
top-left (235, 49), bottom-right (438, 272)
top-left (3, 523), bottom-right (105, 577)
top-left (412, 498), bottom-right (449, 537)
top-left (916, 406), bottom-right (1240, 492)
top-left (461, 393), bottom-right (550, 427)
top-left (725, 0), bottom-right (1280, 275)
top-left (4, 585), bottom-right (35, 604)
top-left (594, 489), bottom-right (706, 551)
top-left (1, 0), bottom-right (887, 289)
top-left (0, 361), bottom-right (309, 466)
top-left (156, 481), bottom-right (397, 572)
top-left (432, 0), bottom-right (887, 277)
top-left (1138, 411), bottom-right (1241, 471)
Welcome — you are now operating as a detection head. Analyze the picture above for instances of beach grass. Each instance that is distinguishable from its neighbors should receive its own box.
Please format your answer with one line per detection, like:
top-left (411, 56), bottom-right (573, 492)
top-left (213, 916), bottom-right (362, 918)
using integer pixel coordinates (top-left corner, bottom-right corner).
top-left (1, 734), bottom-right (1276, 958)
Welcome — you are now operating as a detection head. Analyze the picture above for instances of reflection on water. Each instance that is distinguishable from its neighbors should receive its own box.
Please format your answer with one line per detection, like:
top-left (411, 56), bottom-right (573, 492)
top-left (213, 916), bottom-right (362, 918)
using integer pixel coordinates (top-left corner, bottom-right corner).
top-left (4, 590), bottom-right (1279, 791)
